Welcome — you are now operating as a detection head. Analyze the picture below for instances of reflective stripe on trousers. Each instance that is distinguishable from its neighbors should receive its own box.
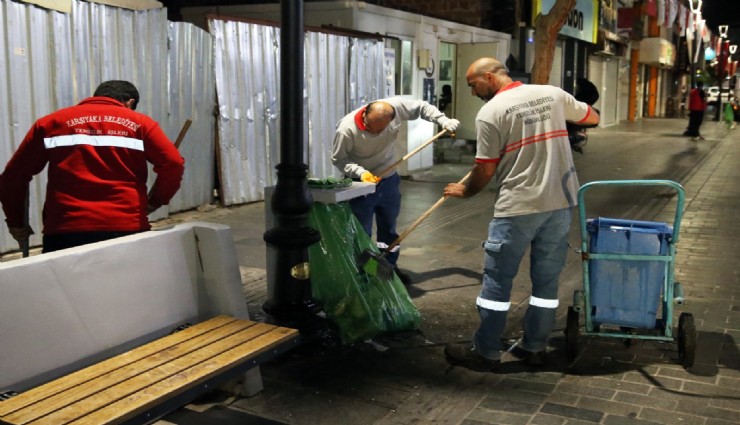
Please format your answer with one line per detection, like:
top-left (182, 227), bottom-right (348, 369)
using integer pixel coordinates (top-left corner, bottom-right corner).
top-left (472, 208), bottom-right (572, 358)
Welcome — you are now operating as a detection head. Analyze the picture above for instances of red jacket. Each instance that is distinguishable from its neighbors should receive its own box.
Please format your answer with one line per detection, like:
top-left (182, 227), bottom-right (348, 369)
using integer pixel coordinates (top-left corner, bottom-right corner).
top-left (0, 97), bottom-right (185, 235)
top-left (688, 87), bottom-right (707, 112)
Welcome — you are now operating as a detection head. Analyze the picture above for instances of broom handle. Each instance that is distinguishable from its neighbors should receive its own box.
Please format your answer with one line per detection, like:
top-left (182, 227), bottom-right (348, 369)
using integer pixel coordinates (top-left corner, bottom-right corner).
top-left (385, 170), bottom-right (472, 253)
top-left (148, 119), bottom-right (192, 200)
top-left (377, 129), bottom-right (448, 178)
top-left (174, 119), bottom-right (192, 149)
top-left (21, 190), bottom-right (29, 257)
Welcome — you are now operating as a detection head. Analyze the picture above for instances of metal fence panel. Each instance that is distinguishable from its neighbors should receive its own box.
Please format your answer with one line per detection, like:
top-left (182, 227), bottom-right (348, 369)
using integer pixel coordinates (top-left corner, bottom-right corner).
top-left (305, 32), bottom-right (346, 179)
top-left (210, 17), bottom-right (385, 205)
top-left (349, 38), bottom-right (385, 111)
top-left (0, 0), bottom-right (215, 254)
top-left (211, 20), bottom-right (282, 205)
top-left (163, 21), bottom-right (216, 214)
top-left (1, 0), bottom-right (55, 253)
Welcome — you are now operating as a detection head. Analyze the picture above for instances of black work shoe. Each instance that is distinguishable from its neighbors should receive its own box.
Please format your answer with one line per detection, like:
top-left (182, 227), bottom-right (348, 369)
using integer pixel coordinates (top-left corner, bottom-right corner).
top-left (509, 346), bottom-right (547, 367)
top-left (523, 350), bottom-right (546, 367)
top-left (394, 268), bottom-right (412, 285)
top-left (444, 342), bottom-right (500, 372)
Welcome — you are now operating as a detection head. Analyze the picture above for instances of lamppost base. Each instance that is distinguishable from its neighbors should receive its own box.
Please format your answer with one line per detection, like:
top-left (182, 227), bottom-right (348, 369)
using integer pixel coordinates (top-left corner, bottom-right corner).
top-left (262, 300), bottom-right (341, 350)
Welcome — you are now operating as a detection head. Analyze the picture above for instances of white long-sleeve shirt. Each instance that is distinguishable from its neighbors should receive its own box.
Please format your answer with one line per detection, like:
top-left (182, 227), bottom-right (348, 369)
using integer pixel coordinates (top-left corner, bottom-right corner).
top-left (331, 97), bottom-right (449, 178)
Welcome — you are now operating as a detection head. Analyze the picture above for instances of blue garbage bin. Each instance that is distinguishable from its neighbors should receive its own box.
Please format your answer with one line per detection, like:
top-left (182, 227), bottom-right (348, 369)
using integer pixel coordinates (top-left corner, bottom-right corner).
top-left (587, 218), bottom-right (672, 328)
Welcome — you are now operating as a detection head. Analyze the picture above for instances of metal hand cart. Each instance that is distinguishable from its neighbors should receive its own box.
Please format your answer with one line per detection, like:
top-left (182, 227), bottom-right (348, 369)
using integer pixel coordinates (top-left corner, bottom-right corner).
top-left (566, 180), bottom-right (697, 370)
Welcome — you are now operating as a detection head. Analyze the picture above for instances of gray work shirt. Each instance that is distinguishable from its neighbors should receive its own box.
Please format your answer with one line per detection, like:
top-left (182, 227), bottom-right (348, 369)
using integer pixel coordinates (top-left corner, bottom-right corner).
top-left (475, 82), bottom-right (593, 217)
top-left (332, 97), bottom-right (447, 178)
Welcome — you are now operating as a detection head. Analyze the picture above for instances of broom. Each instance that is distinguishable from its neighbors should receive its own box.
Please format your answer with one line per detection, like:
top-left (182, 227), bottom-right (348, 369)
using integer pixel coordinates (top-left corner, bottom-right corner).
top-left (375, 129), bottom-right (448, 178)
top-left (20, 191), bottom-right (29, 257)
top-left (147, 119), bottom-right (192, 201)
top-left (358, 171), bottom-right (472, 280)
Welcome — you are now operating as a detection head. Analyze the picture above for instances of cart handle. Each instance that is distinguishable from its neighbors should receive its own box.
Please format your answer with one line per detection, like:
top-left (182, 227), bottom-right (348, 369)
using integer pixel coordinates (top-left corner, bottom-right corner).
top-left (577, 179), bottom-right (685, 245)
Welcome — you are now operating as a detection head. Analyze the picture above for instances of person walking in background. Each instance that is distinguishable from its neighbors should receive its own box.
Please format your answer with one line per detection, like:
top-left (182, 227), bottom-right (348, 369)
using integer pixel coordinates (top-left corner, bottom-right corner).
top-left (0, 80), bottom-right (185, 253)
top-left (723, 94), bottom-right (736, 130)
top-left (332, 98), bottom-right (459, 285)
top-left (442, 57), bottom-right (599, 371)
top-left (439, 84), bottom-right (453, 116)
top-left (684, 81), bottom-right (707, 141)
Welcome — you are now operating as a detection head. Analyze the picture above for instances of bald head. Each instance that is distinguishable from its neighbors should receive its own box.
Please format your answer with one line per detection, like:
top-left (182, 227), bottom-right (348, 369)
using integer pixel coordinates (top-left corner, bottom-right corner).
top-left (468, 58), bottom-right (508, 78)
top-left (363, 101), bottom-right (396, 134)
top-left (465, 57), bottom-right (512, 102)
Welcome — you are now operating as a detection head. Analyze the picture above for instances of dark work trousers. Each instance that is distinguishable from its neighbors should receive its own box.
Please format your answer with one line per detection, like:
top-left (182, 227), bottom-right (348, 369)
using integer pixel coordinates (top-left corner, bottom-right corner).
top-left (43, 230), bottom-right (141, 253)
top-left (349, 172), bottom-right (401, 267)
top-left (686, 110), bottom-right (704, 137)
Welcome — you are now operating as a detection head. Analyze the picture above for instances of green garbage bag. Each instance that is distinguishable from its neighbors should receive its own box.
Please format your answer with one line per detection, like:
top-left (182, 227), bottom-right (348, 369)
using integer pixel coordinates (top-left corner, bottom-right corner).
top-left (307, 202), bottom-right (420, 344)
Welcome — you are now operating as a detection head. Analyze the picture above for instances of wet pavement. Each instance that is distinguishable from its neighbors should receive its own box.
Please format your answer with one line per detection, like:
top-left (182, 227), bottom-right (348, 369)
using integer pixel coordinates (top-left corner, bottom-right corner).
top-left (148, 117), bottom-right (740, 425)
top-left (12, 117), bottom-right (738, 425)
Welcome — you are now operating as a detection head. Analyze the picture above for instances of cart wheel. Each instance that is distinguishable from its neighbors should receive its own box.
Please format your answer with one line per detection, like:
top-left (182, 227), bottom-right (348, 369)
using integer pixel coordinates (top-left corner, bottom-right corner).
top-left (565, 307), bottom-right (579, 362)
top-left (678, 312), bottom-right (697, 369)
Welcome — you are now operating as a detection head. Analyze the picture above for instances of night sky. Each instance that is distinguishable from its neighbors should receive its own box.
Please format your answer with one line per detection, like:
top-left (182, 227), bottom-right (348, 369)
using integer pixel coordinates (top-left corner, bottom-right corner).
top-left (699, 0), bottom-right (740, 45)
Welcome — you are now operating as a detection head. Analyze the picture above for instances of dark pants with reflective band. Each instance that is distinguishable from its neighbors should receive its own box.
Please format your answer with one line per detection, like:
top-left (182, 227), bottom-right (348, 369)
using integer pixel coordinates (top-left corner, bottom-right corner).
top-left (349, 172), bottom-right (401, 267)
top-left (43, 230), bottom-right (141, 253)
top-left (474, 208), bottom-right (571, 359)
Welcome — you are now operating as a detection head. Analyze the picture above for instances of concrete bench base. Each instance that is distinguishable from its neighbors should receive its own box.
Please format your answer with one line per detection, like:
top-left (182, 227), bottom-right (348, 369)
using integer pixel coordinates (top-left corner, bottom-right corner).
top-left (0, 222), bottom-right (268, 398)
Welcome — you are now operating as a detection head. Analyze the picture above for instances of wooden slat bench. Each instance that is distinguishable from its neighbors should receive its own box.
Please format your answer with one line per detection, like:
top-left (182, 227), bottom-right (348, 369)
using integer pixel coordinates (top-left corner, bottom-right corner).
top-left (0, 316), bottom-right (299, 425)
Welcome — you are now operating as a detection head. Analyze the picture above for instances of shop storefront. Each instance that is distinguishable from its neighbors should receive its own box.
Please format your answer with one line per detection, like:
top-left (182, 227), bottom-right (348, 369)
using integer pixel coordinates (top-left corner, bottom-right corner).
top-left (533, 0), bottom-right (599, 95)
top-left (639, 37), bottom-right (676, 117)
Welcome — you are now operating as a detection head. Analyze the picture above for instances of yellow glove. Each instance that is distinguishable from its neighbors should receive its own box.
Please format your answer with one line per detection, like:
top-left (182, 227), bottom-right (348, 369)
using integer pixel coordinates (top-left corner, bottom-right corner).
top-left (360, 171), bottom-right (381, 183)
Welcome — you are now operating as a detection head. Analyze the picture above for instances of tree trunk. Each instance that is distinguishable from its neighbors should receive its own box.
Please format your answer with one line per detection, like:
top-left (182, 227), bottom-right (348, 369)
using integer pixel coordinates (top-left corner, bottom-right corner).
top-left (530, 0), bottom-right (577, 84)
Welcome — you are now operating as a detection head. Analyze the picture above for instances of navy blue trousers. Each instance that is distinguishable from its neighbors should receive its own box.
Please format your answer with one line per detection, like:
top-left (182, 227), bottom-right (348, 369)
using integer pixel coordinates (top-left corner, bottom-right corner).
top-left (349, 172), bottom-right (401, 266)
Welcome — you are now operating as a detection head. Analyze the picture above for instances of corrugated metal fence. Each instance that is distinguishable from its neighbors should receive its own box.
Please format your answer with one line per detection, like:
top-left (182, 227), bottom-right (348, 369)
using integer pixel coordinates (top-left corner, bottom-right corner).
top-left (210, 18), bottom-right (385, 205)
top-left (0, 2), bottom-right (385, 254)
top-left (0, 0), bottom-right (215, 253)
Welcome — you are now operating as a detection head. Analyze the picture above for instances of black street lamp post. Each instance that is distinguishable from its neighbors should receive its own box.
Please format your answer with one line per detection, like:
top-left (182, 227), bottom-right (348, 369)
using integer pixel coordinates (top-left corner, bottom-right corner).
top-left (263, 0), bottom-right (322, 327)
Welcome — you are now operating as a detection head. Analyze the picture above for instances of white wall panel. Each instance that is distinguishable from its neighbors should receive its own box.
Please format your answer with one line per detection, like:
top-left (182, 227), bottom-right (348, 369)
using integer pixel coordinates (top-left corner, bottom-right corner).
top-left (604, 59), bottom-right (619, 125)
top-left (588, 56), bottom-right (605, 127)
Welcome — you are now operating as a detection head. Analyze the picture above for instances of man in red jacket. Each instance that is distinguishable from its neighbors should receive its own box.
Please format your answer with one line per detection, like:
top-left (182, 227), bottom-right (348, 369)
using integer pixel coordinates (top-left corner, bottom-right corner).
top-left (684, 81), bottom-right (707, 141)
top-left (0, 80), bottom-right (185, 253)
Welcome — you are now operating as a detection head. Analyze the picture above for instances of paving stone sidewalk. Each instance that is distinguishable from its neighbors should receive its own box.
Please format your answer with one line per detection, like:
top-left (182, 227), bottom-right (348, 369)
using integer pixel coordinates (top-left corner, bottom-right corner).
top-left (453, 119), bottom-right (740, 425)
top-left (156, 118), bottom-right (740, 425)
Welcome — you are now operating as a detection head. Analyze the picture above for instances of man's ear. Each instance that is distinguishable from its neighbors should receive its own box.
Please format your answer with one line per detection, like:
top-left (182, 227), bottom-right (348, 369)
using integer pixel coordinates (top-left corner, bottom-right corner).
top-left (124, 99), bottom-right (136, 110)
top-left (484, 72), bottom-right (495, 85)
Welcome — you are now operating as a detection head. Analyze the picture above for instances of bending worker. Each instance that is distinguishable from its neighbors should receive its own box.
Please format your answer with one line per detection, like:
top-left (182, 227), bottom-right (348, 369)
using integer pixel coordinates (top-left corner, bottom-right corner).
top-left (443, 57), bottom-right (599, 370)
top-left (0, 80), bottom-right (184, 253)
top-left (332, 98), bottom-right (459, 285)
